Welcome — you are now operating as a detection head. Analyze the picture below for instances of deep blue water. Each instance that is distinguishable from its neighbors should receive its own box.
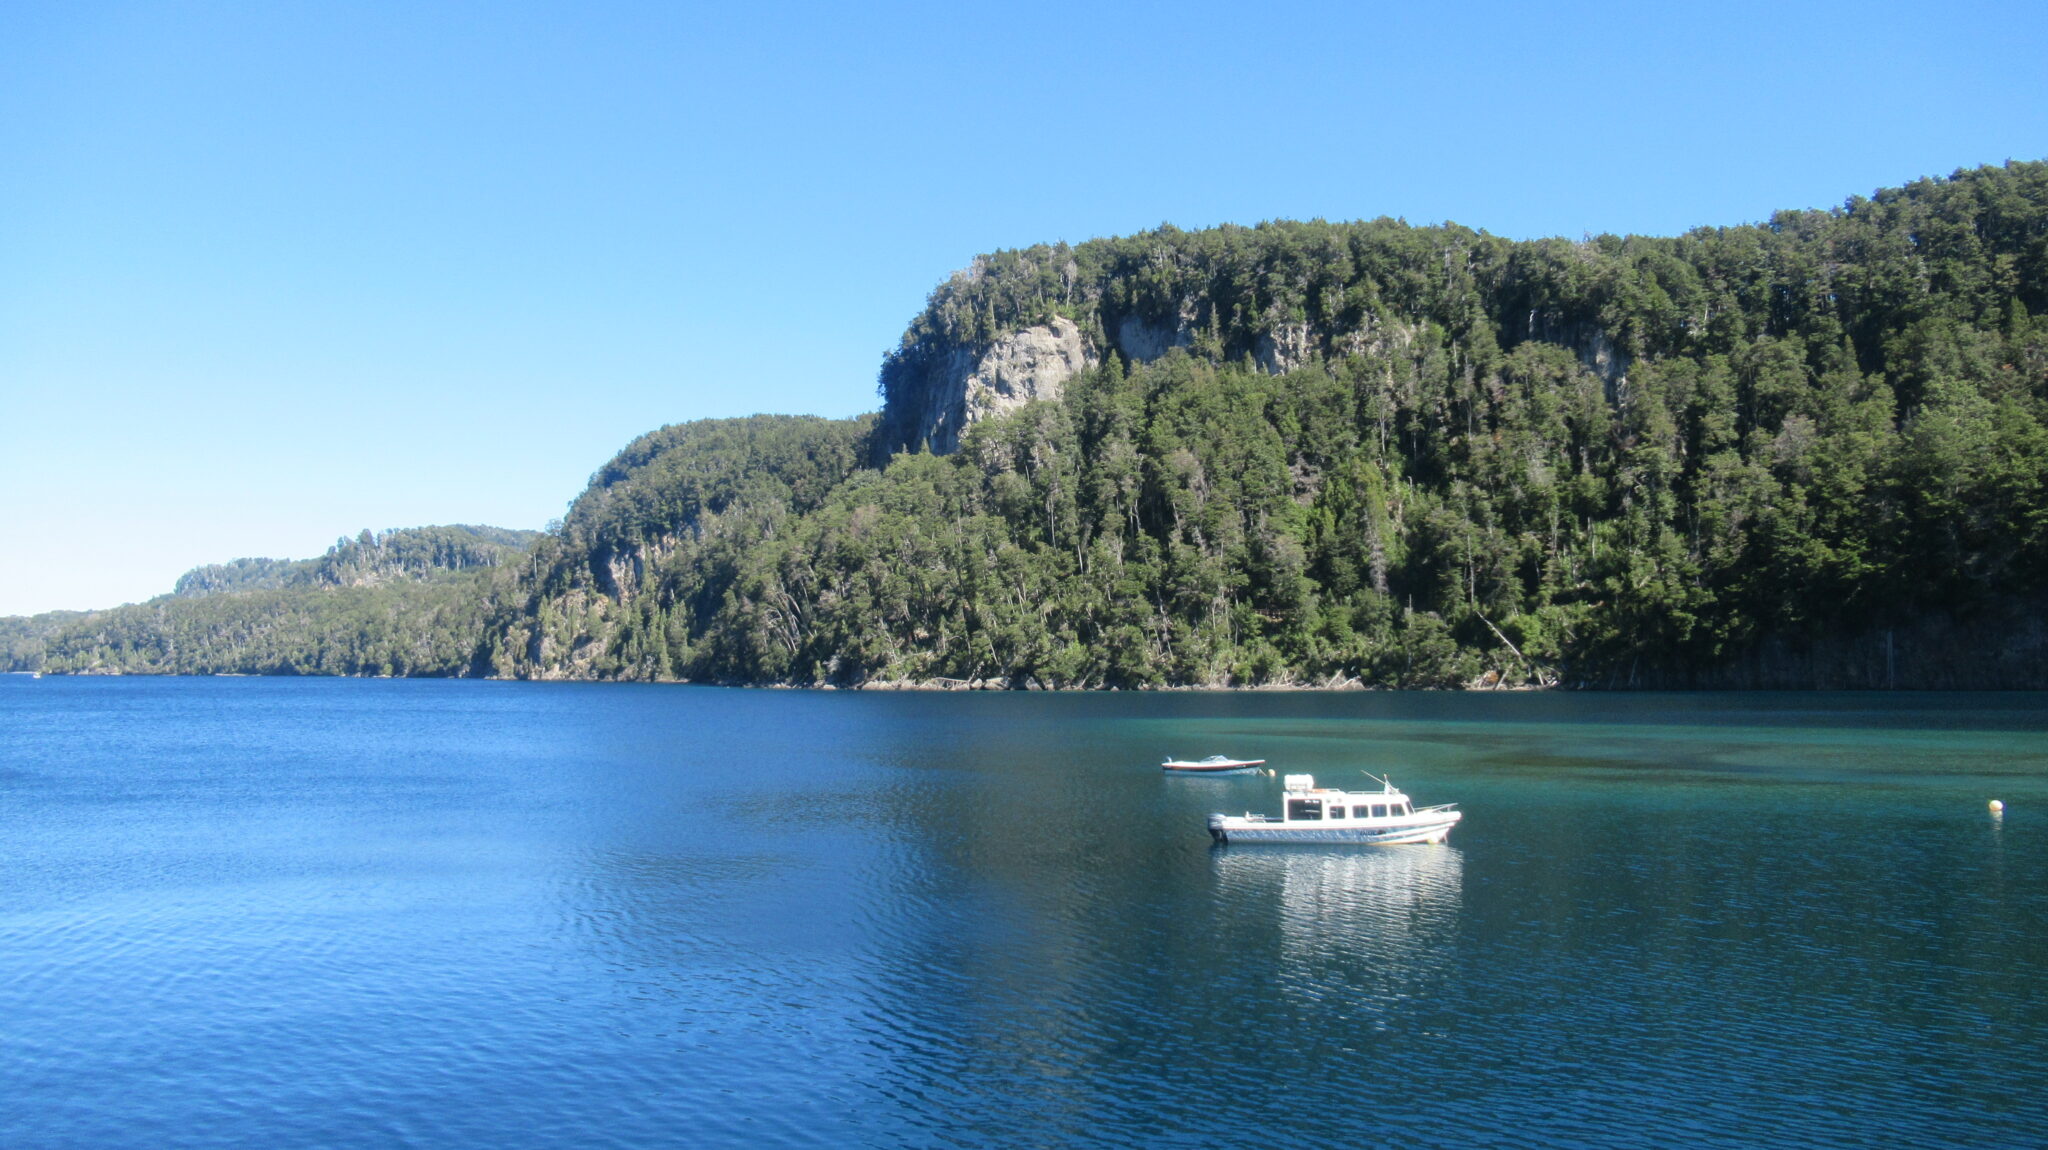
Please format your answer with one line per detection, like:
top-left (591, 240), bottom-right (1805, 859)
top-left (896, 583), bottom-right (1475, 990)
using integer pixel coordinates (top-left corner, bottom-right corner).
top-left (2, 677), bottom-right (2044, 1148)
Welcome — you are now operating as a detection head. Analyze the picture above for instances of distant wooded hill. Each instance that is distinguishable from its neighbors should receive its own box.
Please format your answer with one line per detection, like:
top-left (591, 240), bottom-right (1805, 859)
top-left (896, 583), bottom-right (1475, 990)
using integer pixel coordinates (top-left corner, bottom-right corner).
top-left (11, 526), bottom-right (540, 677)
top-left (10, 162), bottom-right (2047, 688)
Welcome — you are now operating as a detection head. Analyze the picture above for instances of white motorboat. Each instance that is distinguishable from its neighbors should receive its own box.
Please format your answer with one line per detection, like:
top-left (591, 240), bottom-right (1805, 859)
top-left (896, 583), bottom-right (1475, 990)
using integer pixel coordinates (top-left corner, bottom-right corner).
top-left (1207, 773), bottom-right (1461, 844)
top-left (1162, 755), bottom-right (1267, 775)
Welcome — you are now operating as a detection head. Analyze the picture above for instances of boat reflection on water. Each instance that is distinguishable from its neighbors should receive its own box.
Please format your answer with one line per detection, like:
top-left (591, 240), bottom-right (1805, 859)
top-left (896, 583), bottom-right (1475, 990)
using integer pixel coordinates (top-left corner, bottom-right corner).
top-left (1211, 845), bottom-right (1464, 1009)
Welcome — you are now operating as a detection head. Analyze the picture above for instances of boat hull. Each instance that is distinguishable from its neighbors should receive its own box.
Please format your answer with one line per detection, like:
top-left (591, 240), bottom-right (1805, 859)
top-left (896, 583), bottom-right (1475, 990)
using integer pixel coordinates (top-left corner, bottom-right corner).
top-left (1207, 812), bottom-right (1461, 845)
top-left (1162, 758), bottom-right (1266, 775)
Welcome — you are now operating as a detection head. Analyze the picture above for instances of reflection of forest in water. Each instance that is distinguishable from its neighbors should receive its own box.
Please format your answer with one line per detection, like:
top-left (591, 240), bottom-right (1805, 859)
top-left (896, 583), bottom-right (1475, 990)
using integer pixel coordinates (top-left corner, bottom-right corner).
top-left (1212, 846), bottom-right (1464, 1009)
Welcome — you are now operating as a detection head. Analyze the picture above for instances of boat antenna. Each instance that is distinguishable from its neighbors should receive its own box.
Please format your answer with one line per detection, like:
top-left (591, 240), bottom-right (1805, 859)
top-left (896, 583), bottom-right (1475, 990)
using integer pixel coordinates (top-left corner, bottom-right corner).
top-left (1360, 771), bottom-right (1392, 791)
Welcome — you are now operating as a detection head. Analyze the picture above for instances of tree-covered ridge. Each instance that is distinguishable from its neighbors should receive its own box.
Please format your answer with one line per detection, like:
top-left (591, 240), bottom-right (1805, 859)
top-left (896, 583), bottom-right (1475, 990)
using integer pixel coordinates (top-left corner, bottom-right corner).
top-left (169, 524), bottom-right (543, 600)
top-left (562, 415), bottom-right (872, 565)
top-left (35, 577), bottom-right (519, 677)
top-left (484, 415), bottom-right (876, 678)
top-left (314, 524), bottom-right (542, 586)
top-left (876, 162), bottom-right (2048, 458)
top-left (0, 611), bottom-right (86, 672)
top-left (543, 161), bottom-right (2048, 687)
top-left (14, 525), bottom-right (541, 676)
top-left (173, 557), bottom-right (304, 598)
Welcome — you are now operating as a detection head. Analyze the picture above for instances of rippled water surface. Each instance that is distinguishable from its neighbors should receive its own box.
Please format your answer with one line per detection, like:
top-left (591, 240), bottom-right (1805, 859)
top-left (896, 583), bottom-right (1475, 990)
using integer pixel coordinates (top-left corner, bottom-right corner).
top-left (3, 678), bottom-right (2044, 1147)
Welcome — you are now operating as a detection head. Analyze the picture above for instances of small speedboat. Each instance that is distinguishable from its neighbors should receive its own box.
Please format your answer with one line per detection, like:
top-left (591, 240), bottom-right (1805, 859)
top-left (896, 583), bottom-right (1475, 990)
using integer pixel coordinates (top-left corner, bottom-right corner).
top-left (1162, 755), bottom-right (1267, 775)
top-left (1208, 773), bottom-right (1461, 844)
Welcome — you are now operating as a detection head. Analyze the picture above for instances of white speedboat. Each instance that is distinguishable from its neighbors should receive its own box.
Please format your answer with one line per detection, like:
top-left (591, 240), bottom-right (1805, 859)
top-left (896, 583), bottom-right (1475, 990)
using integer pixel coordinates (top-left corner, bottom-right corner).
top-left (1207, 773), bottom-right (1461, 844)
top-left (1162, 755), bottom-right (1267, 775)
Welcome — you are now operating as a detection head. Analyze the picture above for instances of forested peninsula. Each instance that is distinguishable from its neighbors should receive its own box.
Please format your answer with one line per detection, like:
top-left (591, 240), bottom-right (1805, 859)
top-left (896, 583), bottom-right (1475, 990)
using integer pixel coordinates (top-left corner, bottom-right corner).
top-left (11, 162), bottom-right (2048, 689)
top-left (5, 527), bottom-right (540, 677)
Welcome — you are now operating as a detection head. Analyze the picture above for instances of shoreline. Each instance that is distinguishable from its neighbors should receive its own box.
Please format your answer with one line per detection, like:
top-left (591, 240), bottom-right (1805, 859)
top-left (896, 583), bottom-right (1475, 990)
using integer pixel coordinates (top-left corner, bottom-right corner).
top-left (29, 669), bottom-right (2043, 692)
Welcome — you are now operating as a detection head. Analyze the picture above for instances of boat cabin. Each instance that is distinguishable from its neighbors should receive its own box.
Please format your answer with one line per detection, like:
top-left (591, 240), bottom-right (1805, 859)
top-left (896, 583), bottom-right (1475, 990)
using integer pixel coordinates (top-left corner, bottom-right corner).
top-left (1279, 774), bottom-right (1414, 823)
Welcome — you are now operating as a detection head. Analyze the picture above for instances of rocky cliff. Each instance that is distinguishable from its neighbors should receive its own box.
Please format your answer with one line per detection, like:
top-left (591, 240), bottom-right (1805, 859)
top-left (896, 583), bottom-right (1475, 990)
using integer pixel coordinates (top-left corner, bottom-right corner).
top-left (875, 316), bottom-right (1096, 457)
top-left (869, 221), bottom-right (1641, 462)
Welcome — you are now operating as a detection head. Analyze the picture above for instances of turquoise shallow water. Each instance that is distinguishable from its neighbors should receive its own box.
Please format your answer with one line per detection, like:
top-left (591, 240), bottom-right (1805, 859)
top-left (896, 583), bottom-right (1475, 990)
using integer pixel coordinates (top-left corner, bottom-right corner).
top-left (2, 678), bottom-right (2043, 1148)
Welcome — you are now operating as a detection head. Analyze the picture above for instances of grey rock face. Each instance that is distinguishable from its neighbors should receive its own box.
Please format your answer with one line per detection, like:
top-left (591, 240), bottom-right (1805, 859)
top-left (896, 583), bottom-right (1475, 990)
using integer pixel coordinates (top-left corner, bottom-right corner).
top-left (1253, 322), bottom-right (1315, 375)
top-left (1114, 314), bottom-right (1193, 362)
top-left (894, 317), bottom-right (1097, 456)
top-left (1525, 310), bottom-right (1630, 397)
top-left (960, 317), bottom-right (1095, 436)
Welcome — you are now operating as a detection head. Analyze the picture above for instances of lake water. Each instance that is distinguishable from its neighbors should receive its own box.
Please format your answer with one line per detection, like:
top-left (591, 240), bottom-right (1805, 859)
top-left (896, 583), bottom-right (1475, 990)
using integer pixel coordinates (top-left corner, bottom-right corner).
top-left (2, 677), bottom-right (2044, 1148)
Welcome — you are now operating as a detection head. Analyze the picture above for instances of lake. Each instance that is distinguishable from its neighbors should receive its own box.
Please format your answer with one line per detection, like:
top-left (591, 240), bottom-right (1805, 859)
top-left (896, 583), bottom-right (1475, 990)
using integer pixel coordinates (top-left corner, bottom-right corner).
top-left (2, 677), bottom-right (2043, 1147)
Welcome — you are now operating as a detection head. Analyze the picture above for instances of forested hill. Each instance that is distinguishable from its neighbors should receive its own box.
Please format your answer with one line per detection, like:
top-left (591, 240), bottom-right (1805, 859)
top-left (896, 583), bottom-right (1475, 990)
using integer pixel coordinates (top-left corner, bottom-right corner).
top-left (12, 162), bottom-right (2048, 687)
top-left (497, 162), bottom-right (2048, 689)
top-left (16, 526), bottom-right (540, 676)
top-left (169, 525), bottom-right (544, 598)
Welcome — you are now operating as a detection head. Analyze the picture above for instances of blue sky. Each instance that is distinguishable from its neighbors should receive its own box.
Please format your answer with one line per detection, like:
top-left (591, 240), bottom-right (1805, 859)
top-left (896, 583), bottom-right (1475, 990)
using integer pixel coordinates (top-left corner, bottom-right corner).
top-left (3, 0), bottom-right (2045, 616)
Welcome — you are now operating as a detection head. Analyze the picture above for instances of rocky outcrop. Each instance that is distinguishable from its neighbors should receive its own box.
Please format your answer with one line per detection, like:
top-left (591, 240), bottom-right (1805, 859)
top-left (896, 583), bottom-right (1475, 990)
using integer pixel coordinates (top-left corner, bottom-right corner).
top-left (877, 317), bottom-right (1096, 458)
top-left (1524, 310), bottom-right (1630, 398)
top-left (962, 317), bottom-right (1094, 436)
top-left (1114, 313), bottom-right (1194, 362)
top-left (1253, 322), bottom-right (1315, 375)
top-left (877, 303), bottom-right (1446, 461)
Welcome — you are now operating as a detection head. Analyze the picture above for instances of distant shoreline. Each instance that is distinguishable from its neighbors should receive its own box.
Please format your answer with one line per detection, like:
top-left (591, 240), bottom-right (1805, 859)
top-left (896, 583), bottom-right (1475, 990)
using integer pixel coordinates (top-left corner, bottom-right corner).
top-left (27, 670), bottom-right (2048, 692)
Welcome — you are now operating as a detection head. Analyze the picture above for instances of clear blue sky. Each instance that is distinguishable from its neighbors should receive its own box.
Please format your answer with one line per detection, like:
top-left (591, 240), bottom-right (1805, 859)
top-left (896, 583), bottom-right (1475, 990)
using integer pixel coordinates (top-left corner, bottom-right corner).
top-left (4, 0), bottom-right (2045, 616)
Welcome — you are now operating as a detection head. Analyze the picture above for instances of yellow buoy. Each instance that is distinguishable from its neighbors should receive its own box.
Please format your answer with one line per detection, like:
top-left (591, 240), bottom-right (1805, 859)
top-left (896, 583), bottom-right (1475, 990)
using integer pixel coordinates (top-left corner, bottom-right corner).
top-left (1989, 799), bottom-right (2005, 813)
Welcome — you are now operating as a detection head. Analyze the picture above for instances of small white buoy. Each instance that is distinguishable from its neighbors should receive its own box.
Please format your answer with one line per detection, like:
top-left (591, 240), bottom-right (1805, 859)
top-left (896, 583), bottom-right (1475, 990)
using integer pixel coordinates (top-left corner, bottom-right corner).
top-left (1989, 799), bottom-right (2005, 814)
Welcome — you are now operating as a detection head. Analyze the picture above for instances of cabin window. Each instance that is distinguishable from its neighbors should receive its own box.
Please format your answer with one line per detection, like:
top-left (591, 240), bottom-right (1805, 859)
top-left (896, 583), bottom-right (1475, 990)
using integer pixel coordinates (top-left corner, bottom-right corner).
top-left (1395, 803), bottom-right (1410, 816)
top-left (1286, 799), bottom-right (1323, 821)
top-left (1327, 806), bottom-right (1344, 819)
top-left (1351, 806), bottom-right (1372, 818)
top-left (1371, 804), bottom-right (1388, 818)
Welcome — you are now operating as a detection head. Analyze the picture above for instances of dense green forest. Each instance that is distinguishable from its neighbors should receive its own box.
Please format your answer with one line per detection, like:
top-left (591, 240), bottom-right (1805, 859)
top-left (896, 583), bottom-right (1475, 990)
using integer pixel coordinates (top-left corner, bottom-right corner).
top-left (17, 526), bottom-right (539, 676)
top-left (11, 162), bottom-right (2047, 687)
top-left (170, 524), bottom-right (542, 598)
